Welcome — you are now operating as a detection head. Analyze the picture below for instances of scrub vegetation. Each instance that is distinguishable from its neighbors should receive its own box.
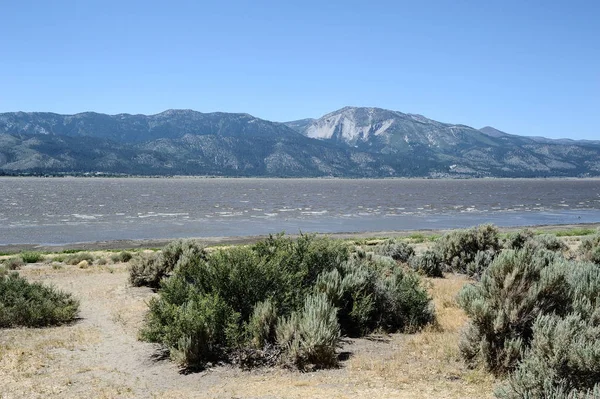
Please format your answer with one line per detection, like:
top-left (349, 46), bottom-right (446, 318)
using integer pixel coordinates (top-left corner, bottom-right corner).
top-left (0, 272), bottom-right (79, 327)
top-left (2, 224), bottom-right (600, 398)
top-left (135, 234), bottom-right (433, 370)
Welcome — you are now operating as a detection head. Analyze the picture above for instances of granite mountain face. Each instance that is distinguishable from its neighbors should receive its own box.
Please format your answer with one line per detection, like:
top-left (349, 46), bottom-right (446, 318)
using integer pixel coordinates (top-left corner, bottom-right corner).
top-left (285, 107), bottom-right (600, 177)
top-left (0, 107), bottom-right (598, 177)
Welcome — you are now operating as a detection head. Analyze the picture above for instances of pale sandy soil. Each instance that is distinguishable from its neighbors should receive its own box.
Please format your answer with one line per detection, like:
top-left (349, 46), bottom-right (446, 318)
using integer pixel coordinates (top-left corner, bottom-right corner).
top-left (0, 230), bottom-right (592, 398)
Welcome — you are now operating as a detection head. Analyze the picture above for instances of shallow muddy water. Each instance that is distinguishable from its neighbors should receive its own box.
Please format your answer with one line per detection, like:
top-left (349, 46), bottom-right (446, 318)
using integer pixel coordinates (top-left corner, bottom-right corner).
top-left (1, 177), bottom-right (600, 245)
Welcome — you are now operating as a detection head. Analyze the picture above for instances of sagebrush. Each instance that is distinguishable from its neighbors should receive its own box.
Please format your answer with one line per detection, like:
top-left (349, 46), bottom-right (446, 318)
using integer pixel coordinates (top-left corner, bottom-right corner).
top-left (140, 234), bottom-right (433, 370)
top-left (458, 244), bottom-right (600, 398)
top-left (0, 272), bottom-right (79, 327)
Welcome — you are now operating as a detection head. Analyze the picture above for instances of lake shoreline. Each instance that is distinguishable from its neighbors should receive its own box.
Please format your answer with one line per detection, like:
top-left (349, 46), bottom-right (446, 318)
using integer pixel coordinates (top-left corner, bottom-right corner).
top-left (2, 222), bottom-right (598, 253)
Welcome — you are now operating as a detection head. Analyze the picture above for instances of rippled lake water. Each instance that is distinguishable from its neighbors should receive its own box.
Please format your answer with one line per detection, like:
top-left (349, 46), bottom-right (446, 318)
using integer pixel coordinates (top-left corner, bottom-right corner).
top-left (1, 177), bottom-right (600, 245)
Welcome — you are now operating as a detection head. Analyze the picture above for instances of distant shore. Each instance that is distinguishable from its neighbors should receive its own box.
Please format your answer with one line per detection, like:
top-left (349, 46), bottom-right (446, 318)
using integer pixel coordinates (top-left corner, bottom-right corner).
top-left (2, 222), bottom-right (598, 254)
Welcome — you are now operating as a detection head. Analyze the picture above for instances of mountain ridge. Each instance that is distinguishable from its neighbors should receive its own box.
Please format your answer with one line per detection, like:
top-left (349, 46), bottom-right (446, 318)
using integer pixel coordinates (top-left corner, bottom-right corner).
top-left (1, 107), bottom-right (598, 177)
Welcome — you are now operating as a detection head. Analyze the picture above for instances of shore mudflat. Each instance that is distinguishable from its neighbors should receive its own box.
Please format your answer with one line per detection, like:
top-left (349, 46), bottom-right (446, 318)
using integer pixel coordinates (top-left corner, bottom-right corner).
top-left (2, 222), bottom-right (598, 253)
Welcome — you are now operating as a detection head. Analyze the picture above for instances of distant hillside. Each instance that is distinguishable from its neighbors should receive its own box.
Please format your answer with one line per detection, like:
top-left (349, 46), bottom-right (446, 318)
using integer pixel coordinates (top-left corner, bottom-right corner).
top-left (0, 108), bottom-right (599, 177)
top-left (285, 107), bottom-right (600, 177)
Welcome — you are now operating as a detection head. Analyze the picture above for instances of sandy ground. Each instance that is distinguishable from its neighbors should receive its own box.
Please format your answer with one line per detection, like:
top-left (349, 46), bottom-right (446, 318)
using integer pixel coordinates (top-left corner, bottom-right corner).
top-left (0, 263), bottom-right (496, 398)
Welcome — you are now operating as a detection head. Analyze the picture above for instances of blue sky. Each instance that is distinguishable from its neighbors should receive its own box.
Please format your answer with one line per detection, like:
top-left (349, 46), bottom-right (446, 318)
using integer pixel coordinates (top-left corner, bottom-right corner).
top-left (1, 1), bottom-right (598, 139)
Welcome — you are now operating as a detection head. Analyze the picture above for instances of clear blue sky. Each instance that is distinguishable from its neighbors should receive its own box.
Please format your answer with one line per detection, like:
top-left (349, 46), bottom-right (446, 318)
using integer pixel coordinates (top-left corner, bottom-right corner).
top-left (1, 0), bottom-right (598, 139)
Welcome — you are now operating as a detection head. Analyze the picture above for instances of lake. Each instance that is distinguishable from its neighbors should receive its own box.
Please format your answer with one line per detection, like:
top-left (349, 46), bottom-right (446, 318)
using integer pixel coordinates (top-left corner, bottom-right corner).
top-left (1, 177), bottom-right (600, 245)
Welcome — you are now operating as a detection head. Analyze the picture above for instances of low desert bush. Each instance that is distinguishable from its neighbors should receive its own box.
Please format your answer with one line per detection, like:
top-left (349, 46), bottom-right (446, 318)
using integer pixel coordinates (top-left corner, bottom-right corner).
top-left (496, 313), bottom-right (600, 398)
top-left (246, 298), bottom-right (278, 349)
top-left (579, 233), bottom-right (600, 265)
top-left (142, 291), bottom-right (240, 368)
top-left (129, 252), bottom-right (165, 288)
top-left (65, 252), bottom-right (94, 265)
top-left (458, 248), bottom-right (567, 375)
top-left (161, 239), bottom-right (206, 272)
top-left (434, 224), bottom-right (501, 275)
top-left (410, 250), bottom-right (443, 277)
top-left (276, 293), bottom-right (340, 370)
top-left (503, 229), bottom-right (535, 250)
top-left (129, 240), bottom-right (206, 289)
top-left (373, 239), bottom-right (415, 262)
top-left (96, 258), bottom-right (108, 265)
top-left (3, 257), bottom-right (24, 270)
top-left (20, 251), bottom-right (44, 263)
top-left (529, 234), bottom-right (568, 252)
top-left (140, 234), bottom-right (433, 370)
top-left (504, 230), bottom-right (567, 253)
top-left (466, 249), bottom-right (496, 279)
top-left (316, 256), bottom-right (433, 336)
top-left (0, 272), bottom-right (79, 327)
top-left (459, 246), bottom-right (600, 397)
top-left (110, 251), bottom-right (133, 263)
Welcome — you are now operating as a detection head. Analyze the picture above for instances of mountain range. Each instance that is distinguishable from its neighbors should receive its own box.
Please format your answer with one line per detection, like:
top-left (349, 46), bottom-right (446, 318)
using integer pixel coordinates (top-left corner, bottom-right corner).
top-left (0, 107), bottom-right (598, 177)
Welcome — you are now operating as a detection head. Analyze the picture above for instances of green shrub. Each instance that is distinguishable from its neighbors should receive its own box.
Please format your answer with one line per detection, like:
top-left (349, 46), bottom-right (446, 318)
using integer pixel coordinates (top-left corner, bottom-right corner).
top-left (128, 252), bottom-right (166, 288)
top-left (140, 234), bottom-right (433, 370)
top-left (65, 252), bottom-right (94, 265)
top-left (246, 298), bottom-right (278, 349)
top-left (459, 244), bottom-right (600, 396)
top-left (110, 251), bottom-right (133, 263)
top-left (373, 239), bottom-right (415, 262)
top-left (0, 272), bottom-right (79, 327)
top-left (3, 257), bottom-right (24, 270)
top-left (276, 293), bottom-right (340, 370)
top-left (503, 229), bottom-right (535, 250)
top-left (20, 251), bottom-right (44, 263)
top-left (457, 248), bottom-right (568, 375)
top-left (315, 259), bottom-right (376, 336)
top-left (466, 250), bottom-right (496, 280)
top-left (504, 230), bottom-right (567, 254)
top-left (161, 239), bottom-right (206, 273)
top-left (579, 233), bottom-right (600, 265)
top-left (496, 313), bottom-right (600, 398)
top-left (410, 250), bottom-right (443, 277)
top-left (141, 291), bottom-right (240, 368)
top-left (314, 256), bottom-right (433, 336)
top-left (434, 224), bottom-right (501, 275)
top-left (528, 234), bottom-right (568, 252)
top-left (129, 241), bottom-right (206, 289)
top-left (375, 262), bottom-right (434, 332)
